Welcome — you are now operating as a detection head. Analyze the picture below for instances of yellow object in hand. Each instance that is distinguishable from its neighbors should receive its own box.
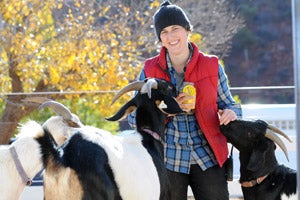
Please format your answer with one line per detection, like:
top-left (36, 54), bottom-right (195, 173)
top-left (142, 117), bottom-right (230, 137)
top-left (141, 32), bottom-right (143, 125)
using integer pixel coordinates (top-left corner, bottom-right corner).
top-left (182, 84), bottom-right (196, 96)
top-left (182, 83), bottom-right (196, 111)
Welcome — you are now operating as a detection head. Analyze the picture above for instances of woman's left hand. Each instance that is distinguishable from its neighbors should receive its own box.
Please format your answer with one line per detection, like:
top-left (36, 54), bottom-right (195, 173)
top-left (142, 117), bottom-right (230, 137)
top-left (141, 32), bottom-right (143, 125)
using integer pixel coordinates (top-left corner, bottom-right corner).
top-left (218, 109), bottom-right (237, 125)
top-left (176, 92), bottom-right (195, 112)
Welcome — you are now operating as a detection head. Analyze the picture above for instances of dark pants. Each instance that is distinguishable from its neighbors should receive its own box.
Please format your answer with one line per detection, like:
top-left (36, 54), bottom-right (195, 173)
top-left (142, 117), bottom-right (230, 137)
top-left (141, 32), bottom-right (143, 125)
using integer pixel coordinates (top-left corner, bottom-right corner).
top-left (167, 164), bottom-right (229, 200)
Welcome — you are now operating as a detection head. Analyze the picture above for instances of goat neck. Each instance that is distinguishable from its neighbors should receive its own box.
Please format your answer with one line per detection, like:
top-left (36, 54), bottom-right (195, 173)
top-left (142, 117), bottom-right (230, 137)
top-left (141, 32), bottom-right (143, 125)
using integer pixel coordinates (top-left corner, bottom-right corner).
top-left (9, 147), bottom-right (32, 186)
top-left (238, 141), bottom-right (278, 183)
top-left (136, 94), bottom-right (167, 134)
top-left (3, 136), bottom-right (43, 200)
top-left (241, 165), bottom-right (297, 200)
top-left (220, 120), bottom-right (296, 200)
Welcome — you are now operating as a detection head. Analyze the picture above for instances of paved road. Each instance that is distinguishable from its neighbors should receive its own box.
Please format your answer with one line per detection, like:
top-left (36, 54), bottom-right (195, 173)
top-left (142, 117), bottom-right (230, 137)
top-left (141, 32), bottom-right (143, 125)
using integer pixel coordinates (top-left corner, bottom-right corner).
top-left (21, 178), bottom-right (297, 200)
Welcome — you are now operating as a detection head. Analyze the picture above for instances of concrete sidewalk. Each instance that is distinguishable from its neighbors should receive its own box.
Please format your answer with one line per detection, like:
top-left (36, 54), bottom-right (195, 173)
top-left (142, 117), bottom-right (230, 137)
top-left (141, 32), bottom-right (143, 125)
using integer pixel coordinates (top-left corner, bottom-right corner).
top-left (188, 179), bottom-right (298, 200)
top-left (188, 179), bottom-right (243, 199)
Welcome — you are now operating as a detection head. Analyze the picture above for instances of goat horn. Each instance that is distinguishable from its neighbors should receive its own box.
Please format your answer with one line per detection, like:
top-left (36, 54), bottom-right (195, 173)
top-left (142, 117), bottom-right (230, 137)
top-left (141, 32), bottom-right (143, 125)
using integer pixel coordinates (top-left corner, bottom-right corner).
top-left (267, 124), bottom-right (292, 143)
top-left (22, 97), bottom-right (52, 104)
top-left (39, 101), bottom-right (73, 120)
top-left (265, 129), bottom-right (289, 161)
top-left (111, 81), bottom-right (144, 105)
top-left (141, 78), bottom-right (158, 99)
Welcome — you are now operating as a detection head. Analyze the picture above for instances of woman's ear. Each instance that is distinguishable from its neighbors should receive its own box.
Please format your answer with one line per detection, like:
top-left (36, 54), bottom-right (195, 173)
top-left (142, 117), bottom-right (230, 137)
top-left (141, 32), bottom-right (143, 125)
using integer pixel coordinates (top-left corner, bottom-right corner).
top-left (186, 31), bottom-right (191, 39)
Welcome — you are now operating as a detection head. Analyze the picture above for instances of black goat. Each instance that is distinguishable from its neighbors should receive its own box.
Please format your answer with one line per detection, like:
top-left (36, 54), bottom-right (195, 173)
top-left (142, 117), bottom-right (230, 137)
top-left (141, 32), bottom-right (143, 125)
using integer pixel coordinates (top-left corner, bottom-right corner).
top-left (220, 120), bottom-right (297, 200)
top-left (35, 78), bottom-right (182, 200)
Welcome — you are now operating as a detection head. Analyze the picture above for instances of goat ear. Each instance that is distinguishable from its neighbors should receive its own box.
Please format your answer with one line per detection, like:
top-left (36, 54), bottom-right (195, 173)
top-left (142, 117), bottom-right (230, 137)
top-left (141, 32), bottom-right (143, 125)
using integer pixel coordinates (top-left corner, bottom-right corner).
top-left (247, 148), bottom-right (266, 171)
top-left (106, 100), bottom-right (136, 121)
top-left (160, 96), bottom-right (183, 115)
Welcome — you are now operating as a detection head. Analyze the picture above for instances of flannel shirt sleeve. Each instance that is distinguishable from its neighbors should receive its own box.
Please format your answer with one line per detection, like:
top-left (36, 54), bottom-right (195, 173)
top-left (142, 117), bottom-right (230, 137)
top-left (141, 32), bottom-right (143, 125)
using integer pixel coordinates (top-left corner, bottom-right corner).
top-left (217, 64), bottom-right (243, 119)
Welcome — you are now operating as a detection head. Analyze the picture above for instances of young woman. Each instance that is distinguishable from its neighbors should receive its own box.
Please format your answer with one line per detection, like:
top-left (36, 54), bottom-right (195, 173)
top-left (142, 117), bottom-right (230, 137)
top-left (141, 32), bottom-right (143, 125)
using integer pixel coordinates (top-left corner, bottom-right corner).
top-left (128, 1), bottom-right (242, 199)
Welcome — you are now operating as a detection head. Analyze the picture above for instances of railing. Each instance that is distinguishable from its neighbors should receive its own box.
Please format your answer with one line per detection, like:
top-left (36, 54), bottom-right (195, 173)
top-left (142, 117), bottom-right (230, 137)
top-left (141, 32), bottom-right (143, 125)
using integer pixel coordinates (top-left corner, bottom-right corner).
top-left (14, 90), bottom-right (296, 199)
top-left (241, 103), bottom-right (296, 132)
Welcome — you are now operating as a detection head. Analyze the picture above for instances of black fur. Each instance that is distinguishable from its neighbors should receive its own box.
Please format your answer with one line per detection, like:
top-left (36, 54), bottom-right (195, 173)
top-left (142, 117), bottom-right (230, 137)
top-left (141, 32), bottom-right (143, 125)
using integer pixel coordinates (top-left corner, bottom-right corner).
top-left (220, 120), bottom-right (297, 200)
top-left (35, 78), bottom-right (181, 200)
top-left (107, 79), bottom-right (181, 200)
top-left (61, 133), bottom-right (122, 200)
top-left (37, 129), bottom-right (122, 200)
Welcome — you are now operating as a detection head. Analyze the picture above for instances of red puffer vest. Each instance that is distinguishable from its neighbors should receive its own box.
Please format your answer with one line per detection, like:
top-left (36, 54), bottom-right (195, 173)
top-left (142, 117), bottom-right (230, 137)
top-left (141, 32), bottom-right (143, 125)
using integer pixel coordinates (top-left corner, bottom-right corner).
top-left (143, 42), bottom-right (228, 167)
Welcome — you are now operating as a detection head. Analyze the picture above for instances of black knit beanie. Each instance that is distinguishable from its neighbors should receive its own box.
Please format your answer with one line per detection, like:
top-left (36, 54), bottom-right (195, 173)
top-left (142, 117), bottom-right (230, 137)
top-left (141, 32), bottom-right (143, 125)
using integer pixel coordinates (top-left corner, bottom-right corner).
top-left (154, 1), bottom-right (192, 41)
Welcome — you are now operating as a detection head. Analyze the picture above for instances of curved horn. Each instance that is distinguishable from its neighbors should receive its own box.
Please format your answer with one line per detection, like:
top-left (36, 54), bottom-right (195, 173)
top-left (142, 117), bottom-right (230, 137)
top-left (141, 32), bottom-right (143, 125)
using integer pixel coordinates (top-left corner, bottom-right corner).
top-left (111, 81), bottom-right (144, 105)
top-left (141, 78), bottom-right (158, 99)
top-left (106, 99), bottom-right (136, 121)
top-left (22, 97), bottom-right (52, 104)
top-left (267, 124), bottom-right (292, 143)
top-left (39, 101), bottom-right (73, 120)
top-left (265, 129), bottom-right (289, 161)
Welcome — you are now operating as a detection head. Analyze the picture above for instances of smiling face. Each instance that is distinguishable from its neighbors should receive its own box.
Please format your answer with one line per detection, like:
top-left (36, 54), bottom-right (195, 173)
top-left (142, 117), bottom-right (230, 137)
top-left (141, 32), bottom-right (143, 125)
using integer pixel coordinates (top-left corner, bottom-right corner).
top-left (160, 25), bottom-right (190, 56)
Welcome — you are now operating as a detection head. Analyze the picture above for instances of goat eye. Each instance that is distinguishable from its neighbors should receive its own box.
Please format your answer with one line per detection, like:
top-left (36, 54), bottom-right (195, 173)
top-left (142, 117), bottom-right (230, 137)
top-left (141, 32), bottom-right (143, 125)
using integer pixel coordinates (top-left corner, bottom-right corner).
top-left (247, 132), bottom-right (251, 137)
top-left (271, 182), bottom-right (275, 186)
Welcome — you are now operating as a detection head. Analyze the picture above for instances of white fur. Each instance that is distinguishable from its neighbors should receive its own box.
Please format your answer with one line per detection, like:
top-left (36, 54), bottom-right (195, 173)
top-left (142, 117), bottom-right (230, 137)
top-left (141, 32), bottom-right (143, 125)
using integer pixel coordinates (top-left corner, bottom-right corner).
top-left (82, 128), bottom-right (160, 200)
top-left (0, 118), bottom-right (75, 200)
top-left (281, 192), bottom-right (297, 200)
top-left (0, 122), bottom-right (43, 200)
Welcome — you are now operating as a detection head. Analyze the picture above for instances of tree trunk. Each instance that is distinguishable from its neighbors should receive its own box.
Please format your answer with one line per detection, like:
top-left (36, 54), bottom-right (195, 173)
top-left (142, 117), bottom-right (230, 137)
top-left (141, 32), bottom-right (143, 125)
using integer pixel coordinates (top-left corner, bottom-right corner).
top-left (0, 53), bottom-right (45, 144)
top-left (0, 97), bottom-right (36, 144)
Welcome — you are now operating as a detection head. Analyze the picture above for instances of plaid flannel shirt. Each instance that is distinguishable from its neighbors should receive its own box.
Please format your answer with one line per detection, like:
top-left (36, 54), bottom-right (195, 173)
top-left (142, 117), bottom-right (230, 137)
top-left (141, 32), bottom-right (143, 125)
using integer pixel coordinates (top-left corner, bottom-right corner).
top-left (128, 54), bottom-right (242, 174)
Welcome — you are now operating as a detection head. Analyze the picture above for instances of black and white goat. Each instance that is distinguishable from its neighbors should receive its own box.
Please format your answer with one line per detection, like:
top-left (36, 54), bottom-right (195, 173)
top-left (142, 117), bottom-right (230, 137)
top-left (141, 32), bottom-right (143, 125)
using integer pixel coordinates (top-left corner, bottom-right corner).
top-left (35, 78), bottom-right (182, 200)
top-left (0, 97), bottom-right (83, 200)
top-left (220, 120), bottom-right (297, 200)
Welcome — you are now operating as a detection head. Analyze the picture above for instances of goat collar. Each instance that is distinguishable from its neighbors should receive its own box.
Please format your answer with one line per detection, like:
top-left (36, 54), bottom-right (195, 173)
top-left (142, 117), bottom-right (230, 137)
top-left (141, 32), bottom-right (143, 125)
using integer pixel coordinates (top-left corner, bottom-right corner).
top-left (241, 174), bottom-right (269, 188)
top-left (142, 128), bottom-right (164, 144)
top-left (9, 146), bottom-right (32, 186)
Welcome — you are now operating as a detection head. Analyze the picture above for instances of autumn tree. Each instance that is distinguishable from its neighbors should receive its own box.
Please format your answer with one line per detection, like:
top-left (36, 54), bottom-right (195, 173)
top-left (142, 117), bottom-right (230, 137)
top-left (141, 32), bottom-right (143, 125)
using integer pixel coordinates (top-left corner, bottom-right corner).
top-left (0, 0), bottom-right (158, 144)
top-left (0, 0), bottom-right (243, 144)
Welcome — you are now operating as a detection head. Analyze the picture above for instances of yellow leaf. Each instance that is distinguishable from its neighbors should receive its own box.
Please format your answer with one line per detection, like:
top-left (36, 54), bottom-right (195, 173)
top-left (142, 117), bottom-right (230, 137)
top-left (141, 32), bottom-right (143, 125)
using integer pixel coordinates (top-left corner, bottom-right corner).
top-left (57, 3), bottom-right (63, 9)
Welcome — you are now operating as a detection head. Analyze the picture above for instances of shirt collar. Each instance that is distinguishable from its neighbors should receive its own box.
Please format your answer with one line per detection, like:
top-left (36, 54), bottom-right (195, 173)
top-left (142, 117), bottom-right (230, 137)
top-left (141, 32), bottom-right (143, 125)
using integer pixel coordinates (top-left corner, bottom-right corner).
top-left (166, 42), bottom-right (194, 73)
